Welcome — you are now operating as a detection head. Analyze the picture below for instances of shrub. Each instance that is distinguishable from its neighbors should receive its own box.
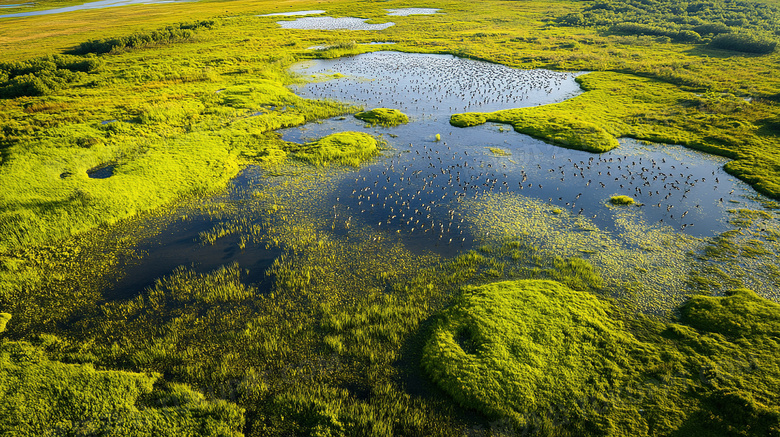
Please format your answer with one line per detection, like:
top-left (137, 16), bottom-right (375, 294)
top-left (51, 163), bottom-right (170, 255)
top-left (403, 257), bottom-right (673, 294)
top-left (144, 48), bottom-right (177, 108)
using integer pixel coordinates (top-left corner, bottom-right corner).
top-left (710, 32), bottom-right (777, 54)
top-left (70, 21), bottom-right (217, 55)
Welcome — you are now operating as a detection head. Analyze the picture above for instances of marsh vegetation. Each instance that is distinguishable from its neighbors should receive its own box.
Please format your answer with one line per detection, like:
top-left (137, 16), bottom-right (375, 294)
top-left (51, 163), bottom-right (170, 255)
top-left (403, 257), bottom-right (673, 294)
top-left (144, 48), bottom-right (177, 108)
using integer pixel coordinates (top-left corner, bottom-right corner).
top-left (1, 0), bottom-right (780, 435)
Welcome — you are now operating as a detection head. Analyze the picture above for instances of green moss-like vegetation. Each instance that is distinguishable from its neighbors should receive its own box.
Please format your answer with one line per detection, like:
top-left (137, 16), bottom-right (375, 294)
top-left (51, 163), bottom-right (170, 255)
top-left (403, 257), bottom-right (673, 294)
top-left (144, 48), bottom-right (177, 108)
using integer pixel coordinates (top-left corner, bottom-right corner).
top-left (354, 108), bottom-right (409, 126)
top-left (0, 339), bottom-right (244, 436)
top-left (610, 195), bottom-right (636, 205)
top-left (449, 113), bottom-right (487, 128)
top-left (3, 0), bottom-right (780, 435)
top-left (424, 281), bottom-right (780, 435)
top-left (423, 280), bottom-right (646, 430)
top-left (293, 131), bottom-right (379, 167)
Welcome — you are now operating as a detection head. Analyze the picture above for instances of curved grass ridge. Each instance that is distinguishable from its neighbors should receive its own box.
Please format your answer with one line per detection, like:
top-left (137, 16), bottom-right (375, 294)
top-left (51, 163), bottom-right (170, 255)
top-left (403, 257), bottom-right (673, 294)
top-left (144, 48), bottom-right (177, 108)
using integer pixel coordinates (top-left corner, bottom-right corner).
top-left (354, 107), bottom-right (409, 126)
top-left (293, 131), bottom-right (380, 167)
top-left (451, 111), bottom-right (619, 153)
top-left (422, 279), bottom-right (645, 427)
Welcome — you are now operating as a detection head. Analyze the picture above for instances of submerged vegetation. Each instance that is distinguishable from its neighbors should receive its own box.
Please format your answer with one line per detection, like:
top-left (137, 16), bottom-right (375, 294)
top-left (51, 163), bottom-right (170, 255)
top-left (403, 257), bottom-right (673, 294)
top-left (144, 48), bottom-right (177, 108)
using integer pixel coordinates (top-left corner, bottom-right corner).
top-left (1, 0), bottom-right (780, 435)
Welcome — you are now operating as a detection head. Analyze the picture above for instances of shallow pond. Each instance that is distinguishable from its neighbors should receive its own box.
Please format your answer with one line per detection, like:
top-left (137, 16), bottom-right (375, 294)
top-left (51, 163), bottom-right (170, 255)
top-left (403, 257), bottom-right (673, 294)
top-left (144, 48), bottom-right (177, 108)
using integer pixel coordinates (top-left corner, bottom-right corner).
top-left (283, 51), bottom-right (767, 239)
top-left (276, 16), bottom-right (395, 31)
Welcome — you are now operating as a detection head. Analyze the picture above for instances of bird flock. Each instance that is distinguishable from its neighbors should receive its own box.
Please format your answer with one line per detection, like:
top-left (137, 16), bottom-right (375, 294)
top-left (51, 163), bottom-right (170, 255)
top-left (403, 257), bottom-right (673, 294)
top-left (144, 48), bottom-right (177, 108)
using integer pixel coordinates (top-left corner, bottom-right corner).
top-left (293, 51), bottom-right (581, 119)
top-left (282, 52), bottom-right (762, 251)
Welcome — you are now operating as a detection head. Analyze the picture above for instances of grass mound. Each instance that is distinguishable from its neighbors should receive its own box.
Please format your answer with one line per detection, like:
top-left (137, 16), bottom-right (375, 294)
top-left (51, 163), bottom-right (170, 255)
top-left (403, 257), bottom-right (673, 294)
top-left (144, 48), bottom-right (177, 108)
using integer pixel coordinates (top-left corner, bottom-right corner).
top-left (610, 195), bottom-right (636, 205)
top-left (424, 277), bottom-right (780, 435)
top-left (293, 131), bottom-right (379, 167)
top-left (354, 108), bottom-right (409, 126)
top-left (450, 113), bottom-right (487, 127)
top-left (422, 279), bottom-right (645, 430)
top-left (680, 288), bottom-right (780, 339)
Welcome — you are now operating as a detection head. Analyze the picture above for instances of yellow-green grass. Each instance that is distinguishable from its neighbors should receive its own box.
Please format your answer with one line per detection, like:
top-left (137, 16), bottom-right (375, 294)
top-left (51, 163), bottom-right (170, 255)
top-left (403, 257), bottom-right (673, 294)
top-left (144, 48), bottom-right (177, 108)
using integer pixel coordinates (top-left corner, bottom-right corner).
top-left (1, 1), bottom-right (780, 435)
top-left (0, 313), bottom-right (9, 333)
top-left (354, 107), bottom-right (409, 126)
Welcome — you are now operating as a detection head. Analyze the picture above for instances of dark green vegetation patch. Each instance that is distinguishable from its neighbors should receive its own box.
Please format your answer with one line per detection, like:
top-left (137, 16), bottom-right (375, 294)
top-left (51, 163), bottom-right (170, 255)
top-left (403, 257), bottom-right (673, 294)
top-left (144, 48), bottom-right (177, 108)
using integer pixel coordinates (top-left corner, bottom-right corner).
top-left (0, 55), bottom-right (103, 98)
top-left (354, 108), bottom-right (409, 126)
top-left (556, 0), bottom-right (779, 53)
top-left (71, 20), bottom-right (218, 55)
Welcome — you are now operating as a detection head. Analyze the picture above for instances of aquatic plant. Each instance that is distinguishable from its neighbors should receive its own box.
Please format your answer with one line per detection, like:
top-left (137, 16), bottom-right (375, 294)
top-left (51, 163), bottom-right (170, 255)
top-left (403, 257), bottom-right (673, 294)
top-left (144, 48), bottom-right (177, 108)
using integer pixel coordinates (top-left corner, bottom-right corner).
top-left (610, 195), bottom-right (636, 205)
top-left (487, 147), bottom-right (511, 156)
top-left (354, 107), bottom-right (409, 126)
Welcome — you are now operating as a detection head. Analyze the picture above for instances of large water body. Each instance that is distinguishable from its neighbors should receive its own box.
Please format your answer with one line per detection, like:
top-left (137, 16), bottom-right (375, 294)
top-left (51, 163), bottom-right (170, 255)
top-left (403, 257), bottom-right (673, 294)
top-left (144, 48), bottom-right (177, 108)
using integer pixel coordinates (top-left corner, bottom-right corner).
top-left (0, 0), bottom-right (183, 18)
top-left (282, 51), bottom-right (767, 239)
top-left (105, 51), bottom-right (770, 298)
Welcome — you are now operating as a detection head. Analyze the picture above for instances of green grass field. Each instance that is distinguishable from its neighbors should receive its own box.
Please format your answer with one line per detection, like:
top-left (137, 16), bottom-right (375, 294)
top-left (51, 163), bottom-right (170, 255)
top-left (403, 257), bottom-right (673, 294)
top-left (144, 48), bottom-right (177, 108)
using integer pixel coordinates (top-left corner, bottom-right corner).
top-left (1, 0), bottom-right (780, 435)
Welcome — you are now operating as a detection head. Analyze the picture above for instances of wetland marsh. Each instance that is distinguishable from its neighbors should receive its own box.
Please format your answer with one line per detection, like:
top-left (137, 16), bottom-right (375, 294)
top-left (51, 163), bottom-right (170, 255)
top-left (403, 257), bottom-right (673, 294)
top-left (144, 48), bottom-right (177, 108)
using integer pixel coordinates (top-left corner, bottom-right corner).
top-left (2, 0), bottom-right (780, 435)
